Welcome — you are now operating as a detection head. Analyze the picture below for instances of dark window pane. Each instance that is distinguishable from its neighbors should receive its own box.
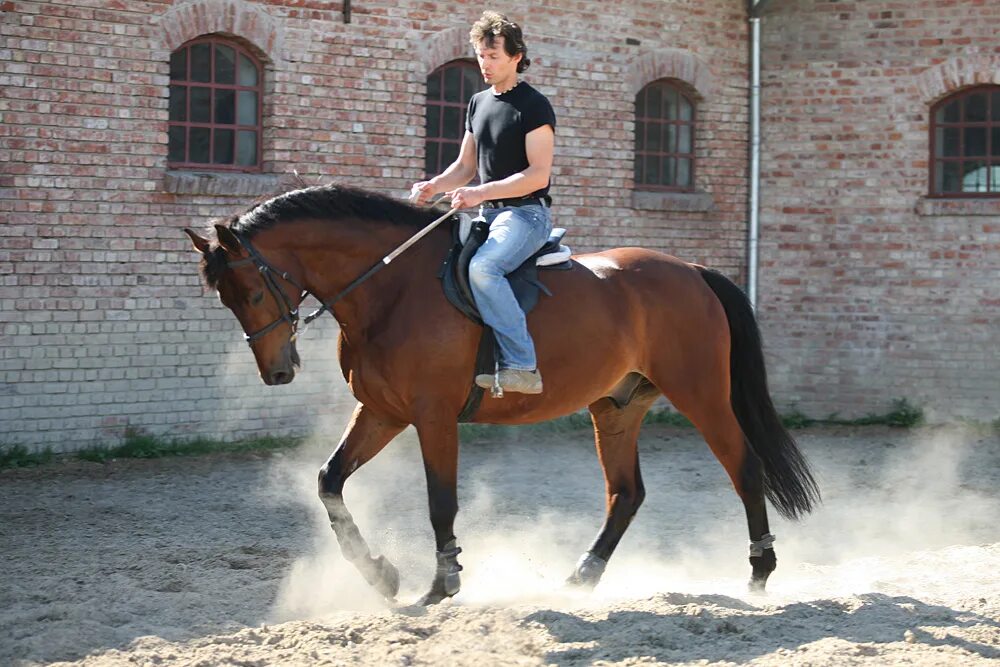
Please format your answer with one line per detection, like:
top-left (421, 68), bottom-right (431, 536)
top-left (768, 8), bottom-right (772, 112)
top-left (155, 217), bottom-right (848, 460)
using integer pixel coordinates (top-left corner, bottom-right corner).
top-left (170, 49), bottom-right (187, 81)
top-left (427, 72), bottom-right (441, 100)
top-left (190, 127), bottom-right (210, 163)
top-left (215, 45), bottom-right (235, 84)
top-left (426, 142), bottom-right (439, 175)
top-left (678, 125), bottom-right (692, 154)
top-left (463, 66), bottom-right (482, 102)
top-left (965, 93), bottom-right (988, 122)
top-left (444, 67), bottom-right (461, 103)
top-left (940, 127), bottom-right (960, 157)
top-left (635, 89), bottom-right (645, 116)
top-left (937, 99), bottom-right (961, 123)
top-left (426, 105), bottom-right (440, 139)
top-left (441, 142), bottom-right (459, 167)
top-left (663, 87), bottom-right (677, 120)
top-left (168, 85), bottom-right (187, 121)
top-left (215, 88), bottom-right (235, 124)
top-left (190, 43), bottom-right (211, 83)
top-left (965, 127), bottom-right (987, 157)
top-left (962, 161), bottom-right (988, 192)
top-left (442, 106), bottom-right (460, 139)
top-left (237, 90), bottom-right (257, 125)
top-left (168, 126), bottom-right (186, 162)
top-left (634, 155), bottom-right (642, 184)
top-left (647, 122), bottom-right (661, 152)
top-left (677, 158), bottom-right (691, 187)
top-left (678, 97), bottom-right (693, 122)
top-left (645, 154), bottom-right (659, 184)
top-left (993, 92), bottom-right (1000, 121)
top-left (992, 128), bottom-right (1000, 157)
top-left (936, 161), bottom-right (961, 193)
top-left (635, 121), bottom-right (644, 150)
top-left (665, 123), bottom-right (676, 152)
top-left (662, 156), bottom-right (674, 185)
top-left (647, 87), bottom-right (661, 117)
top-left (214, 129), bottom-right (234, 164)
top-left (190, 87), bottom-right (211, 122)
top-left (236, 130), bottom-right (257, 165)
top-left (237, 53), bottom-right (257, 86)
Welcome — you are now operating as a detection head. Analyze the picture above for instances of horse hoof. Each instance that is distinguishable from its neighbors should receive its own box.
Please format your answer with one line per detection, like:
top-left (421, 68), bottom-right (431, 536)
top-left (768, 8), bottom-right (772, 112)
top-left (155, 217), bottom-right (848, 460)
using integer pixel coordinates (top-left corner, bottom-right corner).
top-left (372, 555), bottom-right (400, 600)
top-left (566, 552), bottom-right (607, 590)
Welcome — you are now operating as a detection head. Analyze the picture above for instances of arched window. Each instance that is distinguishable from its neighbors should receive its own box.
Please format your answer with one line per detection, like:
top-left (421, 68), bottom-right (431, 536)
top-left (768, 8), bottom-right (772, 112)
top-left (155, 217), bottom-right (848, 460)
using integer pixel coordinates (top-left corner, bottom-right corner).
top-left (634, 80), bottom-right (695, 191)
top-left (930, 85), bottom-right (1000, 196)
top-left (168, 37), bottom-right (263, 172)
top-left (425, 60), bottom-right (487, 177)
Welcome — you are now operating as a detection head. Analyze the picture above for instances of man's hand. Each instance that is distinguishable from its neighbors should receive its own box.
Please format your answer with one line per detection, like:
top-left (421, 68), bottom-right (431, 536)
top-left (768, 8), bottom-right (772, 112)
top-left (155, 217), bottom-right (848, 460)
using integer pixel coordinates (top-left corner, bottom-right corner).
top-left (446, 186), bottom-right (487, 210)
top-left (409, 180), bottom-right (438, 205)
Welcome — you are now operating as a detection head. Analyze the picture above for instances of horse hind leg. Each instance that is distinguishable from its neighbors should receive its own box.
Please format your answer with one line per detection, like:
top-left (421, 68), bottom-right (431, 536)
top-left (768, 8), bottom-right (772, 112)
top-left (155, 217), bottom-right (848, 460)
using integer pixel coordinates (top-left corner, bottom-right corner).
top-left (568, 380), bottom-right (660, 589)
top-left (665, 385), bottom-right (777, 592)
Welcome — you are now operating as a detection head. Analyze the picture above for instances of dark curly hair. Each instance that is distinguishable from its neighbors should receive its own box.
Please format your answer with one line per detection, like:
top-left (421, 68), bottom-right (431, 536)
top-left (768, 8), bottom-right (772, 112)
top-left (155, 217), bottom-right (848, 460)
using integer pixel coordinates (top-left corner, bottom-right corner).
top-left (469, 11), bottom-right (531, 73)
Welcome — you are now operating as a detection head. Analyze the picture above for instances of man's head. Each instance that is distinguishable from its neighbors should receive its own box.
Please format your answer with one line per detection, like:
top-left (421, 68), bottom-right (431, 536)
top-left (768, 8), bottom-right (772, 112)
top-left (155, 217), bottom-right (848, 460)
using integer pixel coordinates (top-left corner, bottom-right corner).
top-left (470, 10), bottom-right (531, 79)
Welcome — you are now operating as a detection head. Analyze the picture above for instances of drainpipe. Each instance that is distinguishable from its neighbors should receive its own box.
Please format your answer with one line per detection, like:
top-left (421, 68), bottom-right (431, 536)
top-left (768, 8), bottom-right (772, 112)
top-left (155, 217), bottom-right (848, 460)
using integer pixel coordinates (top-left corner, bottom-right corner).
top-left (748, 4), bottom-right (762, 308)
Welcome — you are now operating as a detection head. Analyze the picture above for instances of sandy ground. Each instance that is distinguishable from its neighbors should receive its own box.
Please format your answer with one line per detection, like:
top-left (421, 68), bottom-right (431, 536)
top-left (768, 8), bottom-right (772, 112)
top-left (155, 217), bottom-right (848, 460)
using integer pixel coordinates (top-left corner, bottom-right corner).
top-left (1, 422), bottom-right (998, 666)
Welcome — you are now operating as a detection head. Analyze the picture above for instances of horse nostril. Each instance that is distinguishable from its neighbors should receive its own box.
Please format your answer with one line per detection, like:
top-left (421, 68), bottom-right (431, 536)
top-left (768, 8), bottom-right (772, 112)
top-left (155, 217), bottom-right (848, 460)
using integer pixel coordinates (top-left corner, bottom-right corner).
top-left (271, 370), bottom-right (292, 385)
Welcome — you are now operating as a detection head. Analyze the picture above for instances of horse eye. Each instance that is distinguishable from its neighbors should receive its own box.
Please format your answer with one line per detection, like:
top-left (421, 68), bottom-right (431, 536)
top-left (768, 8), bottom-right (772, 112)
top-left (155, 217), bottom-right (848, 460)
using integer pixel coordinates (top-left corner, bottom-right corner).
top-left (250, 291), bottom-right (264, 305)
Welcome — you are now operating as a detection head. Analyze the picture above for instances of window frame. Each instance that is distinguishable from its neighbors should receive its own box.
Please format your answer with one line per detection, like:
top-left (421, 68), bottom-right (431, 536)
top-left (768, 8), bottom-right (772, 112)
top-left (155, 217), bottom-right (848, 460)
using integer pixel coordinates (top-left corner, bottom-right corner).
top-left (928, 84), bottom-right (1000, 199)
top-left (425, 59), bottom-right (486, 179)
top-left (634, 79), bottom-right (697, 193)
top-left (168, 36), bottom-right (264, 173)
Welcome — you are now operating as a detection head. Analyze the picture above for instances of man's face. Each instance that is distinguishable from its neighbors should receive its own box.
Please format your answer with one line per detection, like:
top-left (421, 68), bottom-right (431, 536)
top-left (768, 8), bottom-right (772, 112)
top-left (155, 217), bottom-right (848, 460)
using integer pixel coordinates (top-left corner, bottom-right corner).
top-left (475, 36), bottom-right (521, 87)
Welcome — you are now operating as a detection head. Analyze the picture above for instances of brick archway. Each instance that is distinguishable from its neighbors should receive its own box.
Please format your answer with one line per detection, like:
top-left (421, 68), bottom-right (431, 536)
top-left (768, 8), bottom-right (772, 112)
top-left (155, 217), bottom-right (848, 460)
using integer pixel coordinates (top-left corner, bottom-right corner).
top-left (413, 26), bottom-right (473, 77)
top-left (623, 48), bottom-right (717, 101)
top-left (156, 0), bottom-right (284, 64)
top-left (917, 55), bottom-right (1000, 105)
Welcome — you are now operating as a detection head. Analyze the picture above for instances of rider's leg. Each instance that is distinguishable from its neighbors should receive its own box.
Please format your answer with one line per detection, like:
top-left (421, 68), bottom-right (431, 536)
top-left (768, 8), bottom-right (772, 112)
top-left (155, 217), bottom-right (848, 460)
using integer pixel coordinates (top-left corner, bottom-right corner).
top-left (468, 205), bottom-right (552, 376)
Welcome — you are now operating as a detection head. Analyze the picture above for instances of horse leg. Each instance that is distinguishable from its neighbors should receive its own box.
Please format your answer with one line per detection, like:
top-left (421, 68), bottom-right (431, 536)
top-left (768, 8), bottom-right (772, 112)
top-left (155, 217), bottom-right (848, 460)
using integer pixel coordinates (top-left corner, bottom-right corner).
top-left (413, 412), bottom-right (463, 605)
top-left (317, 402), bottom-right (407, 600)
top-left (568, 386), bottom-right (659, 589)
top-left (666, 387), bottom-right (777, 592)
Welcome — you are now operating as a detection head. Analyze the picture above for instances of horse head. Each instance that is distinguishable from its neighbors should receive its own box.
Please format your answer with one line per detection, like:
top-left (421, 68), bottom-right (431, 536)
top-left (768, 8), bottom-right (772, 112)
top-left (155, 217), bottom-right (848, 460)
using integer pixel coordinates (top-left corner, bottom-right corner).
top-left (185, 224), bottom-right (302, 386)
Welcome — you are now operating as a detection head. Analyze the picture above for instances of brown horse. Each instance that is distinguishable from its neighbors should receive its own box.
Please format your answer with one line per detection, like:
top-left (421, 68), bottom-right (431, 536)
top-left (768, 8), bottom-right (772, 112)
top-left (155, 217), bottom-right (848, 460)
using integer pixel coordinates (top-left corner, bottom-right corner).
top-left (185, 184), bottom-right (819, 605)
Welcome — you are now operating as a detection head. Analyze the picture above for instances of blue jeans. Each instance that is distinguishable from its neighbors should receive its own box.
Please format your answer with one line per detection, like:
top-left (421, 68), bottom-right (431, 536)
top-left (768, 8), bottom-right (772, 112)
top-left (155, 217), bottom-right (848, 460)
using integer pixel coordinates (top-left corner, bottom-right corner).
top-left (468, 204), bottom-right (553, 371)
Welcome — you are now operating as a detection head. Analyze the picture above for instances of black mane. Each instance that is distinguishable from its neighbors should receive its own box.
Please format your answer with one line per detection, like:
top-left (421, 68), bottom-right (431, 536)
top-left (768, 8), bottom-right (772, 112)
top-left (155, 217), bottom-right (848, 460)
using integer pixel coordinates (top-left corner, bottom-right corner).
top-left (200, 183), bottom-right (441, 287)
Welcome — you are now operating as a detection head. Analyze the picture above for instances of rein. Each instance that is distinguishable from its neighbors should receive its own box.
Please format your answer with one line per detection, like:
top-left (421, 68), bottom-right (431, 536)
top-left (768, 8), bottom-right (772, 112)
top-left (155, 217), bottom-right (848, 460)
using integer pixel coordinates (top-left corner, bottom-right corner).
top-left (227, 201), bottom-right (458, 347)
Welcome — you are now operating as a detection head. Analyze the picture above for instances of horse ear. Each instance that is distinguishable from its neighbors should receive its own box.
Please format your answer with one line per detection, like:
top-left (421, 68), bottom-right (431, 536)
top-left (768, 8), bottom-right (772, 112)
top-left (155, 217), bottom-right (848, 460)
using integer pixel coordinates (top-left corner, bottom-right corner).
top-left (214, 224), bottom-right (242, 254)
top-left (183, 228), bottom-right (212, 254)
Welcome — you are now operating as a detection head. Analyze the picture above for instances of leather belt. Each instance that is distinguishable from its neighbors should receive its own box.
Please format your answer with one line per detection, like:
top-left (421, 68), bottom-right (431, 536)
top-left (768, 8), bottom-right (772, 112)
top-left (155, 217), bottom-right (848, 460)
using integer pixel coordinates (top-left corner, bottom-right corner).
top-left (482, 196), bottom-right (550, 209)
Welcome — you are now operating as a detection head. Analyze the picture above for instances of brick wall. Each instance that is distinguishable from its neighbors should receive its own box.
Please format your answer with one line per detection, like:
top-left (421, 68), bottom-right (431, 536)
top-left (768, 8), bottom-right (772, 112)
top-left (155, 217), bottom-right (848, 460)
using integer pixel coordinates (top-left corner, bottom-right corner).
top-left (1, 0), bottom-right (751, 450)
top-left (758, 0), bottom-right (1000, 421)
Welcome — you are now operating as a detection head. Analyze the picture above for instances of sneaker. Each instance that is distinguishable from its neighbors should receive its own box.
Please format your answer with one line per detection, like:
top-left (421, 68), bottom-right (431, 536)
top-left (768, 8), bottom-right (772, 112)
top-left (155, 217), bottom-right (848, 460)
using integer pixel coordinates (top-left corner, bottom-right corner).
top-left (475, 369), bottom-right (543, 395)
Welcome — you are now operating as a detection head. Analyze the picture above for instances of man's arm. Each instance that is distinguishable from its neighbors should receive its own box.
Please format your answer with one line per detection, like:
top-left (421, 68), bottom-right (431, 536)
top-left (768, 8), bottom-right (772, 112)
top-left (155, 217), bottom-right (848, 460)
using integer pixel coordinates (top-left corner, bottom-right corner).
top-left (410, 132), bottom-right (477, 204)
top-left (448, 124), bottom-right (553, 209)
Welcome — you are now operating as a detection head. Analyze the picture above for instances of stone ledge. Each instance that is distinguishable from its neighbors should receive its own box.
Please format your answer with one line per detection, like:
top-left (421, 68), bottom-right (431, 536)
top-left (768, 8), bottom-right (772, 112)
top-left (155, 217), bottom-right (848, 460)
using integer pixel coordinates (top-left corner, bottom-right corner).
top-left (915, 197), bottom-right (1000, 217)
top-left (162, 171), bottom-right (281, 197)
top-left (630, 189), bottom-right (715, 212)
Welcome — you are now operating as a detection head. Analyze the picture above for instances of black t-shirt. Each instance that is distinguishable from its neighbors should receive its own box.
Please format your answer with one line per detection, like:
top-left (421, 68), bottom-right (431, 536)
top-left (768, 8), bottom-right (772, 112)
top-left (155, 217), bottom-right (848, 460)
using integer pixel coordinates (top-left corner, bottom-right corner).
top-left (465, 81), bottom-right (556, 199)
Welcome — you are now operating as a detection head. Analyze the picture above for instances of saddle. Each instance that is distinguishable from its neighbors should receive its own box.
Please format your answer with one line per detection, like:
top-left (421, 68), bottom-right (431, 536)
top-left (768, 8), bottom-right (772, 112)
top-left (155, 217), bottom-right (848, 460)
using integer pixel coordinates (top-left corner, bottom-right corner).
top-left (438, 213), bottom-right (572, 421)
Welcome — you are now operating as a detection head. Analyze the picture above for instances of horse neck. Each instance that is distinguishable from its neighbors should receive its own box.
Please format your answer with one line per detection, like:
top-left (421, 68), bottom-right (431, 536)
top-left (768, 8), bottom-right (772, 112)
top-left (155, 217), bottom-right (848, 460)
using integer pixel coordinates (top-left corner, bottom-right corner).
top-left (264, 216), bottom-right (449, 337)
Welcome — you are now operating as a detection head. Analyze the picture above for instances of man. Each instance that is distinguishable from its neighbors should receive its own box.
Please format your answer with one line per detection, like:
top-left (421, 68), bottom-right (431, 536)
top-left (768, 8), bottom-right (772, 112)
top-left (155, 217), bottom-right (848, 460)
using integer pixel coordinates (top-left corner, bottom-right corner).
top-left (412, 10), bottom-right (556, 395)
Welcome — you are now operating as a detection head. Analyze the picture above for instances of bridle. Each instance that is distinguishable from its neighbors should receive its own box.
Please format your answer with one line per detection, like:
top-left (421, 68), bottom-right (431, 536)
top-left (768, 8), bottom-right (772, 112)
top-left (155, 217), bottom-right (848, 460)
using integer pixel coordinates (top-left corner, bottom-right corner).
top-left (225, 200), bottom-right (456, 347)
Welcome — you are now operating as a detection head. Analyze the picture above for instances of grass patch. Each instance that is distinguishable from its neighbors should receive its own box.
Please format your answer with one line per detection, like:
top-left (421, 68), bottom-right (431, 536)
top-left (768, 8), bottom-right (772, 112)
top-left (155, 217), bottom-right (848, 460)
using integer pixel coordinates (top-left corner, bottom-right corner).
top-left (0, 444), bottom-right (56, 468)
top-left (75, 428), bottom-right (304, 463)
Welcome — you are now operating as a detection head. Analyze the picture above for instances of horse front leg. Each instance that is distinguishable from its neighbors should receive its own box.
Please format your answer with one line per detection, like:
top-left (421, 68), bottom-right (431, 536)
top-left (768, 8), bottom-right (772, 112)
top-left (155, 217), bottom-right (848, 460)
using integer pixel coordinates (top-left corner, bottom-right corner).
top-left (318, 402), bottom-right (407, 600)
top-left (413, 412), bottom-right (463, 605)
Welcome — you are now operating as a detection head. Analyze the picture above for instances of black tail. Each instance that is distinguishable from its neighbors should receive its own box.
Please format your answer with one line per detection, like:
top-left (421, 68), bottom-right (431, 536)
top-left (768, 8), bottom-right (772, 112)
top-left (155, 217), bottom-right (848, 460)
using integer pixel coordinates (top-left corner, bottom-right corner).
top-left (698, 268), bottom-right (820, 520)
